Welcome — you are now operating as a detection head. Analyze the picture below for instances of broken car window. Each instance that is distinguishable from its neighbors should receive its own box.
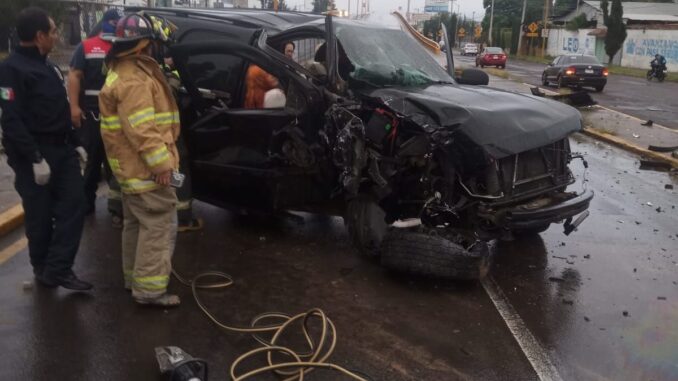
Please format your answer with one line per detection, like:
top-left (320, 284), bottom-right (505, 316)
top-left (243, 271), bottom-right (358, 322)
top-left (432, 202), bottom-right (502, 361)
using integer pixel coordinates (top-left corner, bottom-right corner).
top-left (335, 23), bottom-right (453, 88)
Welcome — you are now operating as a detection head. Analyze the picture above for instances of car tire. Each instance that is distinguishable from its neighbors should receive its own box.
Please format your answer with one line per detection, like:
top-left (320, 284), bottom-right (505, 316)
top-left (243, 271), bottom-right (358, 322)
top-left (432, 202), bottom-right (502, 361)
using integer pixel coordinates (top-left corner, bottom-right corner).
top-left (345, 196), bottom-right (388, 257)
top-left (381, 231), bottom-right (490, 280)
top-left (557, 75), bottom-right (564, 89)
top-left (481, 64), bottom-right (485, 68)
top-left (512, 223), bottom-right (551, 236)
top-left (541, 72), bottom-right (549, 86)
top-left (475, 61), bottom-right (479, 67)
top-left (594, 85), bottom-right (605, 92)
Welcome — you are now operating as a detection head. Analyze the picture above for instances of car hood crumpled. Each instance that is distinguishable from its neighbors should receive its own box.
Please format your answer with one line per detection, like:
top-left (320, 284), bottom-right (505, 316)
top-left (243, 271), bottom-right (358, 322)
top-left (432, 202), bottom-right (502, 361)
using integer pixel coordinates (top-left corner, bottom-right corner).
top-left (361, 84), bottom-right (582, 159)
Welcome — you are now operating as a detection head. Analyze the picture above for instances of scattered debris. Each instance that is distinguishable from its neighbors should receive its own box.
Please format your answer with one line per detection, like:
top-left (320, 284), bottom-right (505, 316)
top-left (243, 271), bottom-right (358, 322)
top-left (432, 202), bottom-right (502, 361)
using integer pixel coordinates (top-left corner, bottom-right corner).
top-left (648, 144), bottom-right (678, 153)
top-left (549, 277), bottom-right (565, 283)
top-left (665, 184), bottom-right (674, 190)
top-left (656, 207), bottom-right (663, 213)
top-left (635, 221), bottom-right (642, 225)
top-left (560, 242), bottom-right (567, 246)
top-left (657, 296), bottom-right (667, 301)
top-left (646, 202), bottom-right (654, 206)
top-left (617, 220), bottom-right (624, 224)
top-left (639, 160), bottom-right (672, 171)
top-left (552, 255), bottom-right (567, 260)
top-left (641, 120), bottom-right (654, 127)
top-left (22, 281), bottom-right (33, 291)
top-left (632, 133), bottom-right (640, 138)
top-left (622, 311), bottom-right (629, 317)
top-left (584, 254), bottom-right (591, 259)
top-left (584, 316), bottom-right (590, 322)
top-left (562, 299), bottom-right (574, 305)
top-left (633, 268), bottom-right (637, 273)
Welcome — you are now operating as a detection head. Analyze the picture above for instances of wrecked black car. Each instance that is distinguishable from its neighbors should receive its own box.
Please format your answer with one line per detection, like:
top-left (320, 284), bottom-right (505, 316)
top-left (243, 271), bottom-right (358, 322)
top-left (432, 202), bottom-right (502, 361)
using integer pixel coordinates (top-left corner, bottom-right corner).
top-left (133, 8), bottom-right (593, 279)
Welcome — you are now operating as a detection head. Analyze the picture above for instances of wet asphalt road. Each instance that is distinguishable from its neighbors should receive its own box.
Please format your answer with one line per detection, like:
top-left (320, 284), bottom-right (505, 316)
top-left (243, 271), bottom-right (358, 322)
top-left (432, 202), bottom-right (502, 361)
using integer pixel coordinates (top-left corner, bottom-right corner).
top-left (0, 135), bottom-right (677, 381)
top-left (455, 54), bottom-right (678, 129)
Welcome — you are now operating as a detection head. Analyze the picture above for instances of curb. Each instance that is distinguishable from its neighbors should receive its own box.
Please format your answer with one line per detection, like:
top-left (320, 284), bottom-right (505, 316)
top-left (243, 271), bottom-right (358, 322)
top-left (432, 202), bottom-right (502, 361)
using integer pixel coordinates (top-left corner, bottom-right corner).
top-left (0, 204), bottom-right (24, 238)
top-left (582, 127), bottom-right (678, 169)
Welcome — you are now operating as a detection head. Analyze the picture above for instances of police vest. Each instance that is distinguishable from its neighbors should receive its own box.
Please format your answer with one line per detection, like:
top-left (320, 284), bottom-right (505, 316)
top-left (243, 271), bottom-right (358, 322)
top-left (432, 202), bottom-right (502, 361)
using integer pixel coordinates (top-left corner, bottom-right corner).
top-left (81, 34), bottom-right (112, 110)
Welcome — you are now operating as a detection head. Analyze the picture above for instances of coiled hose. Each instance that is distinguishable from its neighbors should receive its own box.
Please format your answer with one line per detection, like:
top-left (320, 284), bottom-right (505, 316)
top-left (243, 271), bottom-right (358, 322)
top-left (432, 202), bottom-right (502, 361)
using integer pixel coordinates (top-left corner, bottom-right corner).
top-left (172, 269), bottom-right (372, 381)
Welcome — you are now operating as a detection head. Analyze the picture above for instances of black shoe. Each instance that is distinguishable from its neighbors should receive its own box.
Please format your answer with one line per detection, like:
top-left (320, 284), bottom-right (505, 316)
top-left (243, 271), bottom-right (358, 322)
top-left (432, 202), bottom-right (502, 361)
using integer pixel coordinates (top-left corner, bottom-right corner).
top-left (47, 273), bottom-right (93, 291)
top-left (35, 275), bottom-right (58, 288)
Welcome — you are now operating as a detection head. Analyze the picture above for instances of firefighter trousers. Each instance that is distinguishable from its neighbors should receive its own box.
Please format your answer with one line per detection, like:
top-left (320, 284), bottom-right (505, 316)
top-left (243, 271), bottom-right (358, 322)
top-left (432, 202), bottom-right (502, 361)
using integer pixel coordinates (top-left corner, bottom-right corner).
top-left (121, 186), bottom-right (177, 298)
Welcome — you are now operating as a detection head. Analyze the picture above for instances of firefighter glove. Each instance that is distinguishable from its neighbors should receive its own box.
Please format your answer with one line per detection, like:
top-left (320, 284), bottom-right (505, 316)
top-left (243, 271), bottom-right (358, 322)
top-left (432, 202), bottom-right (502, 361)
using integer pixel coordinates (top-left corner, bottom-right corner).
top-left (33, 159), bottom-right (51, 185)
top-left (75, 146), bottom-right (88, 164)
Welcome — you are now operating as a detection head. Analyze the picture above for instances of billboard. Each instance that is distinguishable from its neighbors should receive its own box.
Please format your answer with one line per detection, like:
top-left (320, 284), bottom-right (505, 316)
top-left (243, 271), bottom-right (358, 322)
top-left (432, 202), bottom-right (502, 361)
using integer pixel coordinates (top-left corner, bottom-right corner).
top-left (425, 0), bottom-right (449, 13)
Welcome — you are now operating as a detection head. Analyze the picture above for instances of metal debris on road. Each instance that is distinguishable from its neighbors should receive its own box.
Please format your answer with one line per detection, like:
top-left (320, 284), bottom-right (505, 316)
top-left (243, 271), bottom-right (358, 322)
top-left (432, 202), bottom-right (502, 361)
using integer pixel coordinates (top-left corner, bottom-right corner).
top-left (665, 184), bottom-right (674, 190)
top-left (622, 311), bottom-right (629, 317)
top-left (640, 120), bottom-right (653, 127)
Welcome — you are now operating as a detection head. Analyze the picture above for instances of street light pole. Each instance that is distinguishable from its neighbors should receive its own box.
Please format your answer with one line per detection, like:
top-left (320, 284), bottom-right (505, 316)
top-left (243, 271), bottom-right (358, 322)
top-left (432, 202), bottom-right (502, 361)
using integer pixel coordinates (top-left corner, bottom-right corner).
top-left (488, 0), bottom-right (495, 45)
top-left (516, 0), bottom-right (527, 54)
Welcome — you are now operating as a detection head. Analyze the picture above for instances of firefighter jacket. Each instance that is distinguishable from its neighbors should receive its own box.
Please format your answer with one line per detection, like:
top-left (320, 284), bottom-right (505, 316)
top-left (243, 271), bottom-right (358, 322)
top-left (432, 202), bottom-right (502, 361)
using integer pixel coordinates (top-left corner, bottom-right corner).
top-left (99, 54), bottom-right (180, 194)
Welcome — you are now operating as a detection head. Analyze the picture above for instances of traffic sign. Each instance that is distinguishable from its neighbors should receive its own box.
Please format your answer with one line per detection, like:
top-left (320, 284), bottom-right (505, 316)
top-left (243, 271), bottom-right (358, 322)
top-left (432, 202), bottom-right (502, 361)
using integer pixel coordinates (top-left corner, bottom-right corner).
top-left (458, 27), bottom-right (466, 37)
top-left (528, 22), bottom-right (538, 34)
top-left (474, 25), bottom-right (482, 38)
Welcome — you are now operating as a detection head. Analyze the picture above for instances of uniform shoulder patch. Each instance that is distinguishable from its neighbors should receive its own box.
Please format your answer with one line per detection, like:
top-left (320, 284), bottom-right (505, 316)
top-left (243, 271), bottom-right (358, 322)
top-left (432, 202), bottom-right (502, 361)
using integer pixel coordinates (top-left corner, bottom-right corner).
top-left (0, 87), bottom-right (15, 101)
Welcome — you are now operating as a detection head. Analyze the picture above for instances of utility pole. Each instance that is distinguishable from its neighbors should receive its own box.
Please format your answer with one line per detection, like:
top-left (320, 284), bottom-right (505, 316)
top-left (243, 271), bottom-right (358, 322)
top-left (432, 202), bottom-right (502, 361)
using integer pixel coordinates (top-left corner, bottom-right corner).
top-left (488, 0), bottom-right (495, 45)
top-left (516, 0), bottom-right (527, 55)
top-left (541, 0), bottom-right (550, 57)
top-left (407, 0), bottom-right (411, 21)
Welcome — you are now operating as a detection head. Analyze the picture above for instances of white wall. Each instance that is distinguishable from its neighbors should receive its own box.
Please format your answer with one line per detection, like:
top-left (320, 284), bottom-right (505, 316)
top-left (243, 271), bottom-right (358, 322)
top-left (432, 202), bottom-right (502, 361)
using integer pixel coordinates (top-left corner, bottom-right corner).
top-left (622, 29), bottom-right (678, 72)
top-left (546, 28), bottom-right (597, 56)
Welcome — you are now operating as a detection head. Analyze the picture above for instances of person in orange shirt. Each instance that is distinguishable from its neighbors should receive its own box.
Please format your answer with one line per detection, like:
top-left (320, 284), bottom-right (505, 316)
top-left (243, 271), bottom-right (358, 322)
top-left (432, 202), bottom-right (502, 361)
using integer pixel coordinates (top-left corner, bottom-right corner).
top-left (244, 64), bottom-right (279, 109)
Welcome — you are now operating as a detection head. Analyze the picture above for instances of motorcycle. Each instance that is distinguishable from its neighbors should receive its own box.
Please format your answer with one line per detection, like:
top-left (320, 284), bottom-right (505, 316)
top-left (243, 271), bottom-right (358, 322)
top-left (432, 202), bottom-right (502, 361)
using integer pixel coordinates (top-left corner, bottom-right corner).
top-left (647, 65), bottom-right (666, 82)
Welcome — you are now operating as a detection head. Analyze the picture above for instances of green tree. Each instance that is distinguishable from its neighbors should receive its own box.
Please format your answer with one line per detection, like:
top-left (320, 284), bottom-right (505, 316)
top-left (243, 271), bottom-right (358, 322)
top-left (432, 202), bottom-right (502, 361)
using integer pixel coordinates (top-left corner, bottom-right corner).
top-left (602, 0), bottom-right (627, 63)
top-left (0, 0), bottom-right (69, 30)
top-left (312, 0), bottom-right (336, 13)
top-left (481, 0), bottom-right (544, 52)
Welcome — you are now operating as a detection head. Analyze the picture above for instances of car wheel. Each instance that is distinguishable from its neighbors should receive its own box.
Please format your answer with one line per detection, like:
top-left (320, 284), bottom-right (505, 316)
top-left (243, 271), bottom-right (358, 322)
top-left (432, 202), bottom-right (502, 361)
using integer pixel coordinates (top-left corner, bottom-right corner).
top-left (594, 85), bottom-right (605, 92)
top-left (541, 72), bottom-right (549, 86)
top-left (512, 223), bottom-right (551, 236)
top-left (475, 61), bottom-right (479, 67)
top-left (381, 230), bottom-right (490, 280)
top-left (557, 75), bottom-right (564, 89)
top-left (345, 196), bottom-right (388, 258)
top-left (481, 64), bottom-right (485, 68)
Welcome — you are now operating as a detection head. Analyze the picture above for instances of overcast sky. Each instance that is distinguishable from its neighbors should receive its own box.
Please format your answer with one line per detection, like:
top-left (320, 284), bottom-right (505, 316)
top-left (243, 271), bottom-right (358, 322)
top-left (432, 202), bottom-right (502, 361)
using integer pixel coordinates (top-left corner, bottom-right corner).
top-left (283, 0), bottom-right (486, 22)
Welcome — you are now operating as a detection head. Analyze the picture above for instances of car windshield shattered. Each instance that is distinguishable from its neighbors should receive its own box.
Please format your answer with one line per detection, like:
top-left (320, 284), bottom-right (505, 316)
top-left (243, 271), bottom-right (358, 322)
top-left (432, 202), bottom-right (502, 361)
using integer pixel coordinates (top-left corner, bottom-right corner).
top-left (336, 24), bottom-right (453, 88)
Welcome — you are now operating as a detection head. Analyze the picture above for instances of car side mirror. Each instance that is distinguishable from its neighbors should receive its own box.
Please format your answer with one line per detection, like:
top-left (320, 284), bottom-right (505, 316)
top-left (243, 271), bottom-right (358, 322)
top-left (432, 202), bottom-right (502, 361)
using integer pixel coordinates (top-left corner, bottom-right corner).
top-left (456, 69), bottom-right (489, 86)
top-left (548, 63), bottom-right (554, 67)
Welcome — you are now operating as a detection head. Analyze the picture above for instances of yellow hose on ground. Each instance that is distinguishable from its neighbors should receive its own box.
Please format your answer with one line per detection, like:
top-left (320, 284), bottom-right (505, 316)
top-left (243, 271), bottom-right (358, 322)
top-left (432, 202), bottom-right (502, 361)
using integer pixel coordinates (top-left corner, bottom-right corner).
top-left (172, 270), bottom-right (371, 381)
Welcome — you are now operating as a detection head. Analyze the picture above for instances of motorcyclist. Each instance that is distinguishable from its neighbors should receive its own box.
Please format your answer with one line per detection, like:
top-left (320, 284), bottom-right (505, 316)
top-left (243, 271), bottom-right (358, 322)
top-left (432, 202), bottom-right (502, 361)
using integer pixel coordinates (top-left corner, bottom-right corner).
top-left (650, 53), bottom-right (667, 75)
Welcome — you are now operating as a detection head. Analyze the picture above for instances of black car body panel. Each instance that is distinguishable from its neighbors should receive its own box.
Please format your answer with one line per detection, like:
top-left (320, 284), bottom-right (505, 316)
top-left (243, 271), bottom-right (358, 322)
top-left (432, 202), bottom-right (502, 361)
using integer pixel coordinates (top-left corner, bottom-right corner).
top-left (130, 7), bottom-right (592, 243)
top-left (543, 54), bottom-right (608, 90)
top-left (361, 85), bottom-right (582, 159)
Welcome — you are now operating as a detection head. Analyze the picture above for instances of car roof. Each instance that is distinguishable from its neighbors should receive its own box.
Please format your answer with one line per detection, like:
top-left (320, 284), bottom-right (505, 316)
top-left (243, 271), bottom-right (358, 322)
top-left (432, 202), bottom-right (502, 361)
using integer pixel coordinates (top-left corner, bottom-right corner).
top-left (125, 7), bottom-right (390, 35)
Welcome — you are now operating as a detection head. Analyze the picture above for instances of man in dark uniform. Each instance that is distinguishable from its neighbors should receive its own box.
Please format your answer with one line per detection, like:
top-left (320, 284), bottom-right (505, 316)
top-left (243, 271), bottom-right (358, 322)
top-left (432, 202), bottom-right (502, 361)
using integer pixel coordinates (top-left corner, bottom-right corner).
top-left (0, 7), bottom-right (92, 290)
top-left (68, 9), bottom-right (122, 224)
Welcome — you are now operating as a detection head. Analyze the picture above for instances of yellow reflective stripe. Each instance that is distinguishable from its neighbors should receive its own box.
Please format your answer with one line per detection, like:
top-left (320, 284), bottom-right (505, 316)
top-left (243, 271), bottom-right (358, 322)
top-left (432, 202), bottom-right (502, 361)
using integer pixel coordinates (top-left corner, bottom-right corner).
top-left (105, 71), bottom-right (118, 87)
top-left (134, 275), bottom-right (169, 291)
top-left (143, 145), bottom-right (170, 167)
top-left (155, 111), bottom-right (180, 126)
top-left (176, 200), bottom-right (191, 210)
top-left (119, 178), bottom-right (157, 192)
top-left (101, 115), bottom-right (121, 130)
top-left (108, 158), bottom-right (121, 172)
top-left (128, 107), bottom-right (155, 128)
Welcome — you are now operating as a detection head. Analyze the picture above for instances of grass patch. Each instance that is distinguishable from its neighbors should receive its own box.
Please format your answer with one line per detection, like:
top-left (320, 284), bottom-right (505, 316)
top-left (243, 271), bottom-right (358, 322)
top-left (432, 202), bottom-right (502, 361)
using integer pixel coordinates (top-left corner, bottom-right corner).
top-left (514, 54), bottom-right (553, 65)
top-left (607, 65), bottom-right (678, 82)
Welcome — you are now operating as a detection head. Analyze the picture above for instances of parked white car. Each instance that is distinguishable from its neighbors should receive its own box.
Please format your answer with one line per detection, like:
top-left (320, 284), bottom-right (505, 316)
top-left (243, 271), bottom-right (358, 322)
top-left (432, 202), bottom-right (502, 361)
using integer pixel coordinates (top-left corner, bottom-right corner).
top-left (461, 43), bottom-right (478, 56)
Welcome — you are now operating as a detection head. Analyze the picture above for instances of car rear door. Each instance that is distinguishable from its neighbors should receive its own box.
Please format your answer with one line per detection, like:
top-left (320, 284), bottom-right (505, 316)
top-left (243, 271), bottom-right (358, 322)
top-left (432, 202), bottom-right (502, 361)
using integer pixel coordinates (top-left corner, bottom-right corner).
top-left (170, 40), bottom-right (325, 211)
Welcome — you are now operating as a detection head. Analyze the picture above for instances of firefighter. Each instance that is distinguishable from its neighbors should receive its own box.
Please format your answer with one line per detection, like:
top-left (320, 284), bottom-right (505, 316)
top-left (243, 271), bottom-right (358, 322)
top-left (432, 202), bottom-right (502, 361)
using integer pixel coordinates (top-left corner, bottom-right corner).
top-left (99, 13), bottom-right (181, 306)
top-left (68, 9), bottom-right (122, 223)
top-left (0, 7), bottom-right (92, 290)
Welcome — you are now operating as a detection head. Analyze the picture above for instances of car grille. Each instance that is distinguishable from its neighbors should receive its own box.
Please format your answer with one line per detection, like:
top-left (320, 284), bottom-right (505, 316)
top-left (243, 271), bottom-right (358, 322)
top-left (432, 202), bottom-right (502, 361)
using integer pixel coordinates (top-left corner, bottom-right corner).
top-left (495, 139), bottom-right (572, 198)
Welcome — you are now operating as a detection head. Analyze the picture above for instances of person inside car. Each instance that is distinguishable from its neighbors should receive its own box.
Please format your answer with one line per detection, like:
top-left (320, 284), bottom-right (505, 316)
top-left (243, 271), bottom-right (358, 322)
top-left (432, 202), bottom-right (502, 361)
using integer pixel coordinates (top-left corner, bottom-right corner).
top-left (244, 64), bottom-right (279, 109)
top-left (283, 41), bottom-right (295, 61)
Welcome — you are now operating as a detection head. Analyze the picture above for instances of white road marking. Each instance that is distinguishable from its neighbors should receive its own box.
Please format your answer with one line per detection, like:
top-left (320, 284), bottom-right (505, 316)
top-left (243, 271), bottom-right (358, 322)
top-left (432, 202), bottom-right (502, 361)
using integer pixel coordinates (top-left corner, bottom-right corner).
top-left (0, 237), bottom-right (28, 266)
top-left (482, 276), bottom-right (564, 381)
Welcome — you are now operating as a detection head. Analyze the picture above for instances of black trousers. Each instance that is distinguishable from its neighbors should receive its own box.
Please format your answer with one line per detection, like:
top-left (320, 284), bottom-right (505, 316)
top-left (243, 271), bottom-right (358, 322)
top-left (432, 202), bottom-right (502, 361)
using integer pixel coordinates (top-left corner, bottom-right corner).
top-left (6, 141), bottom-right (85, 279)
top-left (78, 111), bottom-right (115, 212)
